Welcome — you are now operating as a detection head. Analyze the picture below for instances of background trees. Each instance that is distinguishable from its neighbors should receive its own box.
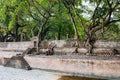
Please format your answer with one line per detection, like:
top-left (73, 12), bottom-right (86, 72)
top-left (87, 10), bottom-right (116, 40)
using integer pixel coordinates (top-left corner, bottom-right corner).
top-left (0, 0), bottom-right (120, 54)
top-left (0, 0), bottom-right (74, 42)
top-left (0, 0), bottom-right (29, 41)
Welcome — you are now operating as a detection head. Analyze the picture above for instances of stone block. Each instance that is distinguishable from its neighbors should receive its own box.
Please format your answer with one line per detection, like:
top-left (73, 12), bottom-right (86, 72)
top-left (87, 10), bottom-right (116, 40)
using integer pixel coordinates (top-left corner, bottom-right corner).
top-left (4, 55), bottom-right (31, 70)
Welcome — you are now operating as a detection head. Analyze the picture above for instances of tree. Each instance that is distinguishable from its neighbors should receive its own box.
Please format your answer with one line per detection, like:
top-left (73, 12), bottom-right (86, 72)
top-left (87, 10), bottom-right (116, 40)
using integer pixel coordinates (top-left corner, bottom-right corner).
top-left (85, 0), bottom-right (120, 55)
top-left (25, 0), bottom-right (55, 52)
top-left (61, 0), bottom-right (120, 55)
top-left (0, 0), bottom-right (29, 41)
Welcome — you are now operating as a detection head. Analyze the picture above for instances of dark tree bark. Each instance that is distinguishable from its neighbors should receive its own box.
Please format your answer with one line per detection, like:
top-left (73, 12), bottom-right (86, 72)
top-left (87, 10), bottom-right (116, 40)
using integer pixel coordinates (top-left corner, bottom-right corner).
top-left (85, 31), bottom-right (96, 55)
top-left (13, 23), bottom-right (19, 42)
top-left (0, 32), bottom-right (4, 42)
top-left (36, 17), bottom-right (50, 52)
top-left (57, 26), bottom-right (61, 40)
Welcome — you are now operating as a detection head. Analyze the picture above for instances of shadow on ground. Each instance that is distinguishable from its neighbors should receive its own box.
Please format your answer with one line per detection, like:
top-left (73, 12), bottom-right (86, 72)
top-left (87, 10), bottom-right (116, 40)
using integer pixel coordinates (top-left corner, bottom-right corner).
top-left (58, 76), bottom-right (106, 80)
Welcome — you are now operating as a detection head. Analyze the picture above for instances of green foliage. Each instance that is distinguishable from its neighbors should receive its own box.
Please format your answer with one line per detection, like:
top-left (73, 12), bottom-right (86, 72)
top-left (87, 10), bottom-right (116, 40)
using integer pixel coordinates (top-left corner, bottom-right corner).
top-left (102, 23), bottom-right (120, 40)
top-left (0, 0), bottom-right (120, 42)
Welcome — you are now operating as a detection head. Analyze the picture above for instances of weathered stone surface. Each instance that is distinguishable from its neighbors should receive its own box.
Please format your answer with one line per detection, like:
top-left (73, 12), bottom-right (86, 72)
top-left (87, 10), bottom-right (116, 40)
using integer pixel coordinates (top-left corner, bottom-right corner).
top-left (0, 40), bottom-right (119, 55)
top-left (39, 49), bottom-right (49, 54)
top-left (53, 47), bottom-right (77, 55)
top-left (94, 41), bottom-right (120, 48)
top-left (4, 55), bottom-right (31, 70)
top-left (40, 40), bottom-right (49, 49)
top-left (49, 40), bottom-right (66, 48)
top-left (37, 47), bottom-right (78, 55)
top-left (0, 56), bottom-right (4, 65)
top-left (38, 40), bottom-right (120, 55)
top-left (77, 48), bottom-right (87, 54)
top-left (25, 56), bottom-right (120, 79)
top-left (37, 47), bottom-right (120, 55)
top-left (0, 40), bottom-right (119, 50)
top-left (23, 48), bottom-right (36, 55)
top-left (39, 40), bottom-right (120, 48)
top-left (0, 42), bottom-right (32, 52)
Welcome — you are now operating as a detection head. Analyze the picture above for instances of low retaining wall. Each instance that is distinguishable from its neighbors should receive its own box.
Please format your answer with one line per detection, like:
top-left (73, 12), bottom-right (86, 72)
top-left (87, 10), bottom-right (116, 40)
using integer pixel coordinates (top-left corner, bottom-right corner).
top-left (40, 40), bottom-right (120, 48)
top-left (24, 56), bottom-right (120, 79)
top-left (0, 40), bottom-right (119, 54)
top-left (0, 40), bottom-right (119, 50)
top-left (0, 54), bottom-right (120, 79)
top-left (0, 41), bottom-right (33, 51)
top-left (36, 40), bottom-right (120, 55)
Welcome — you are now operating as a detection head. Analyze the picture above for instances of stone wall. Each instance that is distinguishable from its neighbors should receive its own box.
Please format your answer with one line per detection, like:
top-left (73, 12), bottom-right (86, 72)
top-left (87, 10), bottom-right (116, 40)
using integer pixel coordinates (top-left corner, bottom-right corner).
top-left (24, 56), bottom-right (120, 79)
top-left (40, 40), bottom-right (120, 48)
top-left (38, 40), bottom-right (120, 55)
top-left (0, 40), bottom-right (119, 55)
top-left (0, 40), bottom-right (119, 50)
top-left (94, 41), bottom-right (120, 48)
top-left (0, 41), bottom-right (33, 51)
top-left (0, 42), bottom-right (33, 59)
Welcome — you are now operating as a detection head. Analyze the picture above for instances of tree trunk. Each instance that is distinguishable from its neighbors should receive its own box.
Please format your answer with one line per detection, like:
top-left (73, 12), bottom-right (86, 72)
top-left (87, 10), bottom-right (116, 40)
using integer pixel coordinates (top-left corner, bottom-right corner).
top-left (0, 32), bottom-right (4, 42)
top-left (36, 20), bottom-right (48, 52)
top-left (20, 34), bottom-right (23, 42)
top-left (68, 9), bottom-right (79, 40)
top-left (37, 29), bottom-right (42, 53)
top-left (85, 32), bottom-right (95, 55)
top-left (57, 26), bottom-right (61, 40)
top-left (86, 39), bottom-right (93, 55)
top-left (36, 37), bottom-right (40, 53)
top-left (13, 22), bottom-right (19, 42)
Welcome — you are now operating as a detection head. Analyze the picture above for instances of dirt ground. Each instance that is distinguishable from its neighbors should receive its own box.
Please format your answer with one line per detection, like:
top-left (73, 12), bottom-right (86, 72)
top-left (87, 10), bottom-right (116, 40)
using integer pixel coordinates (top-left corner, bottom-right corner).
top-left (58, 76), bottom-right (106, 80)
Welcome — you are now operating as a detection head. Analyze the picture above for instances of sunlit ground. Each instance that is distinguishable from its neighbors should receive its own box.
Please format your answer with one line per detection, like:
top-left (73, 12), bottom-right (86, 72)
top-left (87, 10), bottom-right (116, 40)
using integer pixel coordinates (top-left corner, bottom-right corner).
top-left (0, 66), bottom-right (59, 80)
top-left (58, 76), bottom-right (106, 80)
top-left (0, 66), bottom-right (110, 80)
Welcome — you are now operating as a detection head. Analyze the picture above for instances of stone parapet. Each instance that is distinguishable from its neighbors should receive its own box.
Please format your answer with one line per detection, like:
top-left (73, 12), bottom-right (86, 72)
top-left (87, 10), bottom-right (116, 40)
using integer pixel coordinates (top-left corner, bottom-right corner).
top-left (40, 40), bottom-right (120, 48)
top-left (24, 55), bottom-right (120, 79)
top-left (0, 42), bottom-right (32, 51)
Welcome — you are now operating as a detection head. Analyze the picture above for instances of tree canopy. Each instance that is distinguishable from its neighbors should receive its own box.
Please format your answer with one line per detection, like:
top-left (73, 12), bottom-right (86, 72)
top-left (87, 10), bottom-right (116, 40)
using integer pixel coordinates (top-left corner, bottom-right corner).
top-left (0, 0), bottom-right (120, 54)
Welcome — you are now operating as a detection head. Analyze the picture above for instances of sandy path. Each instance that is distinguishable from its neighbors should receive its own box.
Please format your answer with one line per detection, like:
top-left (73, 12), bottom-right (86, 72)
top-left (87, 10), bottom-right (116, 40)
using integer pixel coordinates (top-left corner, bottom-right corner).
top-left (0, 66), bottom-right (60, 80)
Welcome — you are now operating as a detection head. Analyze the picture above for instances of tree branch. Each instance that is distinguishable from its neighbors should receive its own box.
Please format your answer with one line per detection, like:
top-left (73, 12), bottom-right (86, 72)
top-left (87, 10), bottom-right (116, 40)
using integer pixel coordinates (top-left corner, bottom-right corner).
top-left (106, 0), bottom-right (112, 8)
top-left (26, 0), bottom-right (40, 21)
top-left (35, 0), bottom-right (52, 17)
top-left (108, 19), bottom-right (120, 24)
top-left (90, 18), bottom-right (120, 35)
top-left (91, 0), bottom-right (101, 20)
top-left (31, 0), bottom-right (47, 19)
